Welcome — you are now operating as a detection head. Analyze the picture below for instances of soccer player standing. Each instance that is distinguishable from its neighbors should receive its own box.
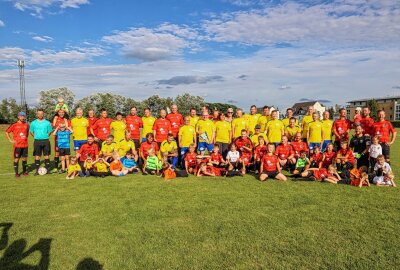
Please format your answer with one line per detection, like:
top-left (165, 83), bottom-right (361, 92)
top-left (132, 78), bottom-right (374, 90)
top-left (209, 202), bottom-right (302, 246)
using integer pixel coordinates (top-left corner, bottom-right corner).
top-left (372, 110), bottom-right (397, 163)
top-left (141, 108), bottom-right (156, 143)
top-left (125, 106), bottom-right (143, 150)
top-left (265, 110), bottom-right (284, 147)
top-left (166, 104), bottom-right (184, 140)
top-left (332, 108), bottom-right (352, 150)
top-left (301, 106), bottom-right (314, 141)
top-left (196, 112), bottom-right (216, 155)
top-left (6, 112), bottom-right (29, 177)
top-left (231, 109), bottom-right (248, 140)
top-left (71, 108), bottom-right (89, 151)
top-left (29, 109), bottom-right (53, 175)
top-left (153, 109), bottom-right (172, 146)
top-left (244, 105), bottom-right (261, 135)
top-left (307, 112), bottom-right (324, 154)
top-left (321, 111), bottom-right (333, 152)
top-left (91, 108), bottom-right (113, 148)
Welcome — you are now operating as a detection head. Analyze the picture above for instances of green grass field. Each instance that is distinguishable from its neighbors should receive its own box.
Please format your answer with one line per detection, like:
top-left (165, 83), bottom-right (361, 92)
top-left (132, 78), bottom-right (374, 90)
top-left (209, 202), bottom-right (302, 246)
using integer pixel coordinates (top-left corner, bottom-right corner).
top-left (0, 126), bottom-right (399, 269)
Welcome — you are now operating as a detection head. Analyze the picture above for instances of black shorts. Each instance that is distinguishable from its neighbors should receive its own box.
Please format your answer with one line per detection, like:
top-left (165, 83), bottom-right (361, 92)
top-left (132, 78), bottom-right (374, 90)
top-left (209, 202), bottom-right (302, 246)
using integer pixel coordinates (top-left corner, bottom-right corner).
top-left (133, 139), bottom-right (140, 151)
top-left (262, 170), bottom-right (279, 178)
top-left (380, 143), bottom-right (390, 159)
top-left (58, 148), bottom-right (71, 156)
top-left (295, 167), bottom-right (305, 173)
top-left (14, 147), bottom-right (28, 158)
top-left (33, 139), bottom-right (51, 156)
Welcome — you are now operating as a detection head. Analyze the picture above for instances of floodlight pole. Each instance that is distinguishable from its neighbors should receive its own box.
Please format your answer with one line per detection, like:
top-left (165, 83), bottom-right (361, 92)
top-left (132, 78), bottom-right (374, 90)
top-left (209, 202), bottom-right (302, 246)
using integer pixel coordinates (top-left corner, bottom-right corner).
top-left (17, 59), bottom-right (27, 114)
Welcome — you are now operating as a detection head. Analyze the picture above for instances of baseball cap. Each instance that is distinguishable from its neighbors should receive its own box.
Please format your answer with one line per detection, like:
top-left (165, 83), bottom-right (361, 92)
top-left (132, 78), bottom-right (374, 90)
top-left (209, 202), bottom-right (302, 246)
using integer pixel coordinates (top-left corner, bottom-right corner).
top-left (255, 124), bottom-right (261, 129)
top-left (18, 112), bottom-right (26, 117)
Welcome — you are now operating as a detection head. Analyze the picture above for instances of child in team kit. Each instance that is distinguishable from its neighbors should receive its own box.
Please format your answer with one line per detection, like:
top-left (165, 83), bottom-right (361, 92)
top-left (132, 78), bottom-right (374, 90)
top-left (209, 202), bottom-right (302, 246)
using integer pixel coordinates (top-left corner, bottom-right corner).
top-left (259, 143), bottom-right (287, 181)
top-left (335, 140), bottom-right (356, 172)
top-left (368, 136), bottom-right (382, 171)
top-left (54, 97), bottom-right (69, 114)
top-left (53, 123), bottom-right (73, 173)
top-left (91, 156), bottom-right (110, 178)
top-left (350, 166), bottom-right (370, 187)
top-left (226, 144), bottom-right (245, 175)
top-left (143, 148), bottom-right (161, 175)
top-left (301, 165), bottom-right (341, 183)
top-left (321, 143), bottom-right (336, 168)
top-left (100, 135), bottom-right (117, 162)
top-left (373, 155), bottom-right (396, 187)
top-left (292, 150), bottom-right (310, 176)
top-left (66, 156), bottom-right (83, 179)
top-left (121, 151), bottom-right (139, 173)
top-left (310, 146), bottom-right (323, 168)
top-left (184, 144), bottom-right (198, 174)
top-left (209, 144), bottom-right (226, 168)
top-left (253, 136), bottom-right (267, 174)
top-left (82, 156), bottom-right (93, 176)
top-left (109, 153), bottom-right (127, 176)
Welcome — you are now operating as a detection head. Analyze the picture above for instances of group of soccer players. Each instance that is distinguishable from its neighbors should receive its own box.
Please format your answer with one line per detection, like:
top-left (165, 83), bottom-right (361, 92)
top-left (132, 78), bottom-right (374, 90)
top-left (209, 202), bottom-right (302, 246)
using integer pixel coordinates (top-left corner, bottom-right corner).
top-left (5, 101), bottom-right (397, 185)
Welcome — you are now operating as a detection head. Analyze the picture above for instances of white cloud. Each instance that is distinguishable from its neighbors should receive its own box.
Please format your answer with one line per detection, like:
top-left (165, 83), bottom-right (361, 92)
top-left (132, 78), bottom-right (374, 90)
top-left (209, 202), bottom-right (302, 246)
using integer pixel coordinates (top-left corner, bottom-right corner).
top-left (0, 20), bottom-right (4, 27)
top-left (102, 25), bottom-right (198, 61)
top-left (10, 0), bottom-right (89, 17)
top-left (203, 0), bottom-right (400, 46)
top-left (0, 46), bottom-right (105, 66)
top-left (32, 35), bottom-right (53, 42)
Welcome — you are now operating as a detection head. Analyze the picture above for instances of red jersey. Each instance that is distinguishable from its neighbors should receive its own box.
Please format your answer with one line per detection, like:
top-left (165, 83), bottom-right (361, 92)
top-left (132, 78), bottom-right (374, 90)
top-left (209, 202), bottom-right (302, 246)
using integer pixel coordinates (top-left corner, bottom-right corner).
top-left (235, 137), bottom-right (253, 153)
top-left (139, 141), bottom-right (159, 160)
top-left (110, 160), bottom-right (123, 171)
top-left (338, 148), bottom-right (355, 164)
top-left (153, 118), bottom-right (172, 142)
top-left (373, 120), bottom-right (395, 143)
top-left (275, 144), bottom-right (294, 160)
top-left (359, 117), bottom-right (374, 135)
top-left (332, 118), bottom-right (352, 141)
top-left (52, 116), bottom-right (70, 128)
top-left (291, 141), bottom-right (309, 157)
top-left (254, 145), bottom-right (267, 160)
top-left (310, 152), bottom-right (323, 165)
top-left (353, 115), bottom-right (362, 125)
top-left (166, 113), bottom-right (184, 137)
top-left (262, 154), bottom-right (279, 172)
top-left (125, 115), bottom-right (143, 140)
top-left (185, 152), bottom-right (198, 167)
top-left (78, 143), bottom-right (99, 161)
top-left (322, 151), bottom-right (336, 168)
top-left (210, 152), bottom-right (223, 162)
top-left (6, 121), bottom-right (29, 148)
top-left (87, 116), bottom-right (98, 136)
top-left (92, 118), bottom-right (113, 140)
top-left (313, 168), bottom-right (329, 180)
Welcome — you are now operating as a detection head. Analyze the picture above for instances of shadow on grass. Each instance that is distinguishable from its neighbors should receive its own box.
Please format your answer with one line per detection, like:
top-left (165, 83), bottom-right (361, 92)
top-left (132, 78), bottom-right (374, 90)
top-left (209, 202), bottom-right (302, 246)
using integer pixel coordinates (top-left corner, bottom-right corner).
top-left (1, 223), bottom-right (103, 270)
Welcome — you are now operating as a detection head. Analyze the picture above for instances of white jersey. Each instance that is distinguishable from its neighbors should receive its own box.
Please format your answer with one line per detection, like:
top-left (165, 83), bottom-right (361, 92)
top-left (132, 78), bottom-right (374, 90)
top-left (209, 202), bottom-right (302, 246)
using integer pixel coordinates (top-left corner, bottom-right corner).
top-left (226, 150), bottom-right (240, 163)
top-left (374, 162), bottom-right (392, 175)
top-left (369, 144), bottom-right (382, 159)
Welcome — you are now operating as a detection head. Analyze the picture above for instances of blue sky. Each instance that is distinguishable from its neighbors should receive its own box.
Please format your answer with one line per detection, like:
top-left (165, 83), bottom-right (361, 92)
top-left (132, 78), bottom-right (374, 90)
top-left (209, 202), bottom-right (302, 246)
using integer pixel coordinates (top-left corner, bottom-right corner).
top-left (0, 0), bottom-right (399, 110)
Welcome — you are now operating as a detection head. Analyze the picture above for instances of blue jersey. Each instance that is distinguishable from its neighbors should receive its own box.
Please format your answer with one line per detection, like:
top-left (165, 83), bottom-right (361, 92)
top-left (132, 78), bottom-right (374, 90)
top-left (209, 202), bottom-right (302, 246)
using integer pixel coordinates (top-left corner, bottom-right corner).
top-left (29, 119), bottom-right (52, 140)
top-left (121, 157), bottom-right (137, 168)
top-left (56, 130), bottom-right (72, 149)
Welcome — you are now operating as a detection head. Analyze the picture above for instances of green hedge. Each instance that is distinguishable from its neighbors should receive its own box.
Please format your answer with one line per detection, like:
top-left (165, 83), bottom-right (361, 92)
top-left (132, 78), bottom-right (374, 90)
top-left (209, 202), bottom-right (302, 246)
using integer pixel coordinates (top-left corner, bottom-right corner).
top-left (391, 121), bottom-right (400, 128)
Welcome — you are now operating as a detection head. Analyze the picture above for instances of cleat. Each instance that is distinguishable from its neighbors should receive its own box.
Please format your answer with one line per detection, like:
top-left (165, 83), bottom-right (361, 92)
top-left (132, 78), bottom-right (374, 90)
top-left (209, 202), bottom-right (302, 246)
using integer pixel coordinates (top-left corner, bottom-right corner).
top-left (22, 172), bottom-right (29, 176)
top-left (15, 173), bottom-right (21, 178)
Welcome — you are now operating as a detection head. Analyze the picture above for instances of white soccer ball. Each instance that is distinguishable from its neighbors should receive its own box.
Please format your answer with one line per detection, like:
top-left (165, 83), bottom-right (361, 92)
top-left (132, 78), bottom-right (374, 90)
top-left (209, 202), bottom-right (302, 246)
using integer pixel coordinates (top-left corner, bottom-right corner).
top-left (38, 167), bottom-right (47, 175)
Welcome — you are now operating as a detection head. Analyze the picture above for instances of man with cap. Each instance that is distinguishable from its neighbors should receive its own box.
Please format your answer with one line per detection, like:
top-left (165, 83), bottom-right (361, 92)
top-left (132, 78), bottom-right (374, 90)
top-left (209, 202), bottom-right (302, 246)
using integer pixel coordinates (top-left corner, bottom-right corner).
top-left (251, 124), bottom-right (268, 147)
top-left (29, 109), bottom-right (53, 175)
top-left (6, 112), bottom-right (30, 177)
top-left (353, 107), bottom-right (362, 126)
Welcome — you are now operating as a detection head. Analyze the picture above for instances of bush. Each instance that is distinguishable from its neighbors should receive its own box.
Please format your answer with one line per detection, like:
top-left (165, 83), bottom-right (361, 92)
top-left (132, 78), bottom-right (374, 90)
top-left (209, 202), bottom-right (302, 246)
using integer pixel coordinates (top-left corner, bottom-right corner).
top-left (391, 121), bottom-right (400, 128)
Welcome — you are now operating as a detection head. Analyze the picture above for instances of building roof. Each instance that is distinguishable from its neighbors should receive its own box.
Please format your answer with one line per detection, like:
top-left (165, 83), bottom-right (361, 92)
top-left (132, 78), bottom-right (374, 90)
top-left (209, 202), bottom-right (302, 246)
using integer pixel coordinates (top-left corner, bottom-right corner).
top-left (347, 96), bottom-right (400, 103)
top-left (292, 101), bottom-right (319, 111)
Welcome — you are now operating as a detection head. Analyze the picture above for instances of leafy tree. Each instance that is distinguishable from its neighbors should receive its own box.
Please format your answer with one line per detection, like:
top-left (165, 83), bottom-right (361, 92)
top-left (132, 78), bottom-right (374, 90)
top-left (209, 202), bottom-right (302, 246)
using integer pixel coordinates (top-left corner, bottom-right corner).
top-left (0, 98), bottom-right (23, 124)
top-left (367, 99), bottom-right (378, 119)
top-left (328, 107), bottom-right (335, 119)
top-left (142, 95), bottom-right (173, 117)
top-left (174, 93), bottom-right (205, 115)
top-left (38, 87), bottom-right (75, 118)
top-left (124, 98), bottom-right (144, 116)
top-left (206, 102), bottom-right (238, 113)
top-left (74, 93), bottom-right (127, 117)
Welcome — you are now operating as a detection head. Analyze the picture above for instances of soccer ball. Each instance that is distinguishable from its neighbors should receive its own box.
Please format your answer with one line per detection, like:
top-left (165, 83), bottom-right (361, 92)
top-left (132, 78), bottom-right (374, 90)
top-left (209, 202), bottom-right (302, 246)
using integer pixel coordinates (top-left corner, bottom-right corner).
top-left (38, 167), bottom-right (47, 175)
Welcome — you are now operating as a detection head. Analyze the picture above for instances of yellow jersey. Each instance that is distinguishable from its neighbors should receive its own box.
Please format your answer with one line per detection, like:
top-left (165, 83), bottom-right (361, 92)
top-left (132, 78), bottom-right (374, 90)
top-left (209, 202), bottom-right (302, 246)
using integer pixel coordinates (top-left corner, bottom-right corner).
top-left (257, 115), bottom-right (270, 133)
top-left (215, 121), bottom-right (232, 143)
top-left (101, 141), bottom-right (118, 155)
top-left (266, 119), bottom-right (284, 143)
top-left (178, 125), bottom-right (196, 147)
top-left (245, 113), bottom-right (261, 135)
top-left (282, 117), bottom-right (299, 128)
top-left (301, 115), bottom-right (313, 138)
top-left (67, 163), bottom-right (81, 174)
top-left (94, 162), bottom-right (108, 173)
top-left (189, 116), bottom-right (199, 128)
top-left (160, 140), bottom-right (178, 154)
top-left (110, 120), bottom-right (126, 142)
top-left (71, 117), bottom-right (89, 141)
top-left (285, 125), bottom-right (302, 141)
top-left (308, 121), bottom-right (323, 143)
top-left (251, 133), bottom-right (268, 146)
top-left (232, 117), bottom-right (248, 138)
top-left (141, 116), bottom-right (156, 140)
top-left (117, 138), bottom-right (136, 157)
top-left (196, 119), bottom-right (215, 143)
top-left (322, 119), bottom-right (333, 140)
